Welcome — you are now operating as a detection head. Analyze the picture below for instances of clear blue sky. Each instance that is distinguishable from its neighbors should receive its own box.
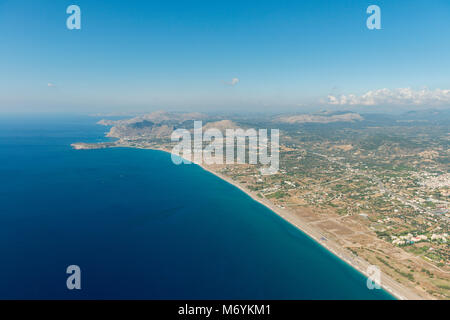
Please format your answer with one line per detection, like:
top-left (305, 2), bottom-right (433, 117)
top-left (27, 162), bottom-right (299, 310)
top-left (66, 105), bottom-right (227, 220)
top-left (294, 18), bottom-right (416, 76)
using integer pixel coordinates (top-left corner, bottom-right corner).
top-left (1, 0), bottom-right (449, 113)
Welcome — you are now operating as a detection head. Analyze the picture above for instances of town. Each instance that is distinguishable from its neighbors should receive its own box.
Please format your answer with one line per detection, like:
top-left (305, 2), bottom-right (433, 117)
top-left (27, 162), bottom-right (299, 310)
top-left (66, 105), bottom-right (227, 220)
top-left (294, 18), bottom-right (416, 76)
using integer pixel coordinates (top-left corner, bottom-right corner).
top-left (72, 109), bottom-right (449, 299)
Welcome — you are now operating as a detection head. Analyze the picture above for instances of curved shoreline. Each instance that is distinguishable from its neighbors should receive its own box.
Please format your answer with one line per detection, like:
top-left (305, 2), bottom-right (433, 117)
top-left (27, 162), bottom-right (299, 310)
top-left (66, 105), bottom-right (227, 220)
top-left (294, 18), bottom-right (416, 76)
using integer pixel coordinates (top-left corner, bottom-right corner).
top-left (196, 164), bottom-right (406, 299)
top-left (90, 144), bottom-right (423, 299)
top-left (146, 147), bottom-right (424, 300)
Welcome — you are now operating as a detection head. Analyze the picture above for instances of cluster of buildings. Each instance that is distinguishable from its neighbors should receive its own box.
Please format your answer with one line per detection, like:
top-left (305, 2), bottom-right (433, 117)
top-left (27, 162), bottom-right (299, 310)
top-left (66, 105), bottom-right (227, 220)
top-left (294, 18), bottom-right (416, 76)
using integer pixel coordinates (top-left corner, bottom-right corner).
top-left (431, 233), bottom-right (448, 243)
top-left (391, 234), bottom-right (428, 246)
top-left (419, 172), bottom-right (449, 189)
top-left (391, 233), bottom-right (448, 246)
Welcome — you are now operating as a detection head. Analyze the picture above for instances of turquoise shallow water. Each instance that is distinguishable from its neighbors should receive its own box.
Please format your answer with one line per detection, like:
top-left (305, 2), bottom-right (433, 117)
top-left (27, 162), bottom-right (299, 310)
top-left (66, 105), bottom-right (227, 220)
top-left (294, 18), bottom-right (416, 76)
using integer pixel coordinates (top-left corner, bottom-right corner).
top-left (0, 115), bottom-right (394, 299)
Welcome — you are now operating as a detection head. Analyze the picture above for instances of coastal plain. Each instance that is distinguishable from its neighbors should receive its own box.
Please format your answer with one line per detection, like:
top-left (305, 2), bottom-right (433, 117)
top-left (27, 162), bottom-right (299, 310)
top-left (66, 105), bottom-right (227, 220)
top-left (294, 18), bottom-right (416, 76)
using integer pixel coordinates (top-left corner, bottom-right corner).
top-left (73, 110), bottom-right (450, 299)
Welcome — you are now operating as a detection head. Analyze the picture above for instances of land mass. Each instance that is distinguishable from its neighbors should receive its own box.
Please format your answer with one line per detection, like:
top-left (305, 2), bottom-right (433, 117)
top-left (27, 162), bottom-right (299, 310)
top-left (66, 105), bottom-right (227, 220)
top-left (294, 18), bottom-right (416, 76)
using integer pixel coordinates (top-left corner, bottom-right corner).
top-left (73, 110), bottom-right (450, 300)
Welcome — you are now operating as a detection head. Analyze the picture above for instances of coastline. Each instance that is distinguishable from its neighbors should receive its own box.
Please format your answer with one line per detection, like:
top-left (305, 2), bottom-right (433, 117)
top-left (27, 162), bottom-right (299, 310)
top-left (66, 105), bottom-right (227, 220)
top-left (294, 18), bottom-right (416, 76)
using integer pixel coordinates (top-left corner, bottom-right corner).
top-left (150, 146), bottom-right (423, 300)
top-left (79, 143), bottom-right (425, 299)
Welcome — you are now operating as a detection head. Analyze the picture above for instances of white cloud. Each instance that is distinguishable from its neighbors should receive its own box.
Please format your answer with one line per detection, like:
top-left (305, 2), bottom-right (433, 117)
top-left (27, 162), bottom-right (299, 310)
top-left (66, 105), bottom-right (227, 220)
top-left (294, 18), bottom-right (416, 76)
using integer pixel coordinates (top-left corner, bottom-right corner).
top-left (327, 88), bottom-right (450, 106)
top-left (47, 83), bottom-right (56, 87)
top-left (224, 78), bottom-right (240, 86)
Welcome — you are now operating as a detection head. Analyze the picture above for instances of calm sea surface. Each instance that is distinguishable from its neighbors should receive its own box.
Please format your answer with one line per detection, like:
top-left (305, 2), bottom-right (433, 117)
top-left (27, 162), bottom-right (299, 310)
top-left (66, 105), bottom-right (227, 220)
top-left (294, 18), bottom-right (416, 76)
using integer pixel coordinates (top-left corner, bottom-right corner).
top-left (0, 115), bottom-right (393, 299)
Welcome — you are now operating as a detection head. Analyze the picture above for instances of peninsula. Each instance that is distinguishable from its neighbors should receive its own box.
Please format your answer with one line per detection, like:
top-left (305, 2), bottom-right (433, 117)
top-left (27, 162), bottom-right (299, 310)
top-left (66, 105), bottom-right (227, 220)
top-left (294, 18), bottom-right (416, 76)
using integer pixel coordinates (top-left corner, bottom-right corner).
top-left (73, 110), bottom-right (450, 300)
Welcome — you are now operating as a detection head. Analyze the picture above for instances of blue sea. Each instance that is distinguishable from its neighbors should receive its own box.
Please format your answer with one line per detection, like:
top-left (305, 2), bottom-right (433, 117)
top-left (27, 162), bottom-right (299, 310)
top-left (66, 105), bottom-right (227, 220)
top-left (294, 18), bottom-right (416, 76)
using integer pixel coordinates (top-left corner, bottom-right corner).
top-left (0, 115), bottom-right (393, 299)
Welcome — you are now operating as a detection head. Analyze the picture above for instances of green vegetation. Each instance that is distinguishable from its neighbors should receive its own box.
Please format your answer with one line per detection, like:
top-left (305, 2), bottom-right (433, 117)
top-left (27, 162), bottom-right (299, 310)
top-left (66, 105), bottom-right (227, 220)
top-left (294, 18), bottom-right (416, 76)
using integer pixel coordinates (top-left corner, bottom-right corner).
top-left (266, 191), bottom-right (288, 199)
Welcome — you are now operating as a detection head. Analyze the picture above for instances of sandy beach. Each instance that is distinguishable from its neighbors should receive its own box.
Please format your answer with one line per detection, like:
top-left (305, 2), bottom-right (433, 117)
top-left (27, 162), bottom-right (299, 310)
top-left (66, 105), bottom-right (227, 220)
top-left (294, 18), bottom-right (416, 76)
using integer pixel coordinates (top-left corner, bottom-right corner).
top-left (146, 147), bottom-right (424, 300)
top-left (198, 165), bottom-right (421, 300)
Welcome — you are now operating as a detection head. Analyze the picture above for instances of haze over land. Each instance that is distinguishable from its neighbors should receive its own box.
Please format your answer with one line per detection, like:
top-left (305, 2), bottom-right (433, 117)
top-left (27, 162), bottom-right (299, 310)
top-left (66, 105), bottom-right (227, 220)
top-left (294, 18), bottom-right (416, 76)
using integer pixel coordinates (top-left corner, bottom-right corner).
top-left (1, 0), bottom-right (449, 300)
top-left (1, 1), bottom-right (450, 114)
top-left (73, 109), bottom-right (450, 299)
